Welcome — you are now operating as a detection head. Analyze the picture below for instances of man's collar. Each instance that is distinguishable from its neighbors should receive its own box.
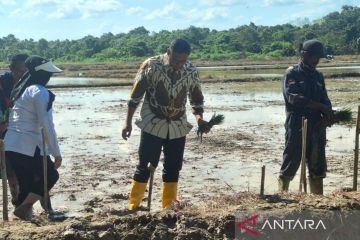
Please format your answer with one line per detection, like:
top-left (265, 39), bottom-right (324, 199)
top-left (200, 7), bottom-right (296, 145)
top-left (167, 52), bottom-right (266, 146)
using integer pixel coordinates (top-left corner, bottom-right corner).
top-left (299, 61), bottom-right (316, 74)
top-left (162, 53), bottom-right (189, 71)
top-left (163, 53), bottom-right (171, 66)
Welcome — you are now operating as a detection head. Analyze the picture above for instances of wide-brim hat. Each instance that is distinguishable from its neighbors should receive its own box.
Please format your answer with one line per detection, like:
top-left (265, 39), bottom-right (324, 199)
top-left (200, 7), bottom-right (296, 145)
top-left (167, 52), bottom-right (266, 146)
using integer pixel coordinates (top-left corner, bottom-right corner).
top-left (25, 55), bottom-right (62, 73)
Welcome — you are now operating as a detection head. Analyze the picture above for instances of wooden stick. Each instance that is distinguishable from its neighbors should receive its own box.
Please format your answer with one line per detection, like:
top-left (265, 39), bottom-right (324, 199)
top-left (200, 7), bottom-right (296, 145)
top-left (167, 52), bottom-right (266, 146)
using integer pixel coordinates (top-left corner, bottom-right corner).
top-left (303, 119), bottom-right (308, 193)
top-left (147, 163), bottom-right (155, 211)
top-left (299, 118), bottom-right (308, 193)
top-left (353, 105), bottom-right (360, 191)
top-left (0, 140), bottom-right (8, 221)
top-left (41, 128), bottom-right (49, 212)
top-left (299, 118), bottom-right (304, 192)
top-left (260, 165), bottom-right (265, 196)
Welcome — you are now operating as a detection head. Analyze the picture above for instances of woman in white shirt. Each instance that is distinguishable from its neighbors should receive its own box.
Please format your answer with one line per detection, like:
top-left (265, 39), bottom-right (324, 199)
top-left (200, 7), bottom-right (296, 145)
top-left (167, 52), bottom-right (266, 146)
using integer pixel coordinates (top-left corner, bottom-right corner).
top-left (5, 56), bottom-right (63, 220)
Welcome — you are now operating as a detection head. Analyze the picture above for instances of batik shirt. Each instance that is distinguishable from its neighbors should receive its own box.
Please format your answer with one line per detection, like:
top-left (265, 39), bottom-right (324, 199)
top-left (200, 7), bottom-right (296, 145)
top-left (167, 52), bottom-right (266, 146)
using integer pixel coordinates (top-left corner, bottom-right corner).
top-left (128, 54), bottom-right (204, 139)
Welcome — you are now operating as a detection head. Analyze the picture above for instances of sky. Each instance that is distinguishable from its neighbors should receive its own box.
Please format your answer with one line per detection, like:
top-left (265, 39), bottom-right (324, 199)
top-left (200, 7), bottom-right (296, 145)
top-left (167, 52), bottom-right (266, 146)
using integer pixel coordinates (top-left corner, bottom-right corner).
top-left (0, 0), bottom-right (359, 40)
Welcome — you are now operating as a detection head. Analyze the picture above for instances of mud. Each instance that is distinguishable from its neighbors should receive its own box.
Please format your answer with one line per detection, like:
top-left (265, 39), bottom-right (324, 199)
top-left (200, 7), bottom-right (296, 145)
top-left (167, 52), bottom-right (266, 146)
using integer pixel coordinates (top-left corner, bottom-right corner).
top-left (2, 192), bottom-right (360, 239)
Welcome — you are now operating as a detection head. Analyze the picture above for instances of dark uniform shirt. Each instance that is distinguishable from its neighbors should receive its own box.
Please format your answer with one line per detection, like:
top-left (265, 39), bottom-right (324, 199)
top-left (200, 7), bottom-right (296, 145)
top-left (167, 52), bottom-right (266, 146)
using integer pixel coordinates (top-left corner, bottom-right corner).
top-left (0, 72), bottom-right (15, 113)
top-left (282, 62), bottom-right (332, 123)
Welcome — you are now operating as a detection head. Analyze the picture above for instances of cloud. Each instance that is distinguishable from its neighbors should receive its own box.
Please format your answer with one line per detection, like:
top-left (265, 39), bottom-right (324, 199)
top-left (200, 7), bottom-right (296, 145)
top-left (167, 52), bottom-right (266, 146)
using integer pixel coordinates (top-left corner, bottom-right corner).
top-left (126, 6), bottom-right (147, 15)
top-left (188, 7), bottom-right (228, 21)
top-left (10, 8), bottom-right (43, 17)
top-left (48, 4), bottom-right (77, 19)
top-left (200, 0), bottom-right (243, 6)
top-left (144, 2), bottom-right (179, 20)
top-left (264, 0), bottom-right (333, 6)
top-left (280, 1), bottom-right (337, 23)
top-left (23, 0), bottom-right (122, 19)
top-left (0, 0), bottom-right (16, 6)
top-left (81, 0), bottom-right (122, 18)
top-left (26, 0), bottom-right (60, 7)
top-left (145, 2), bottom-right (229, 22)
top-left (263, 0), bottom-right (302, 6)
top-left (203, 7), bottom-right (228, 20)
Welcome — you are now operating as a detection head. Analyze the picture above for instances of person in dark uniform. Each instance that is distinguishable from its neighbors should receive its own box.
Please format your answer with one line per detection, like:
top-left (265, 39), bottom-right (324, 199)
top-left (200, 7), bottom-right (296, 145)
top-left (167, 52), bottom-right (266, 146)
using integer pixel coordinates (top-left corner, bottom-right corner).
top-left (0, 54), bottom-right (29, 135)
top-left (279, 39), bottom-right (334, 195)
top-left (0, 54), bottom-right (28, 206)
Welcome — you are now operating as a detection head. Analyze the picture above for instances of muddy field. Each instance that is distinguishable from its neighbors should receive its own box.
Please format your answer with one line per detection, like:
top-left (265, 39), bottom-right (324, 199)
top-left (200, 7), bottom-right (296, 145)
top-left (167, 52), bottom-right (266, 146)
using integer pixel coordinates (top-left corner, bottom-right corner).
top-left (0, 62), bottom-right (359, 239)
top-left (2, 192), bottom-right (360, 240)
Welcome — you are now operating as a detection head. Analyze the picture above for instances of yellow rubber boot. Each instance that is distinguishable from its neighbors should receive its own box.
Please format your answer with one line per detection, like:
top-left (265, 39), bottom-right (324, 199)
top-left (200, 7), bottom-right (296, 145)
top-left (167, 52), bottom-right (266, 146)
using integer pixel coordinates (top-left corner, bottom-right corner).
top-left (129, 180), bottom-right (147, 210)
top-left (162, 182), bottom-right (178, 209)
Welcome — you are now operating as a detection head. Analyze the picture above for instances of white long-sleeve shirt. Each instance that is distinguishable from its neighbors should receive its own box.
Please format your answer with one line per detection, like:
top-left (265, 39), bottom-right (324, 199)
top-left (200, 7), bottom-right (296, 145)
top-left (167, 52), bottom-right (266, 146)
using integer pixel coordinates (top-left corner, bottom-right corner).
top-left (5, 84), bottom-right (61, 157)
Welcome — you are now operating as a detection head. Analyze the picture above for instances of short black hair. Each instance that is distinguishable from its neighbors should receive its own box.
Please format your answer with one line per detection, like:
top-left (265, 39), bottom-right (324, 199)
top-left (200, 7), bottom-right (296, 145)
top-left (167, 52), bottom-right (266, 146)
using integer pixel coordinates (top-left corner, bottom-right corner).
top-left (169, 39), bottom-right (191, 55)
top-left (9, 53), bottom-right (29, 68)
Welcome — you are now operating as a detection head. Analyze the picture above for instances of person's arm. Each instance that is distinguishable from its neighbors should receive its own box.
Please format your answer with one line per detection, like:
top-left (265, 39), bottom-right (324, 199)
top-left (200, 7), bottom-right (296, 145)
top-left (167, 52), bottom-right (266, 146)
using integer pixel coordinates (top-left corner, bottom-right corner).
top-left (318, 73), bottom-right (334, 126)
top-left (307, 74), bottom-right (333, 120)
top-left (319, 73), bottom-right (332, 108)
top-left (282, 70), bottom-right (332, 118)
top-left (122, 106), bottom-right (136, 140)
top-left (122, 62), bottom-right (149, 140)
top-left (189, 69), bottom-right (209, 133)
top-left (0, 77), bottom-right (7, 134)
top-left (33, 88), bottom-right (62, 168)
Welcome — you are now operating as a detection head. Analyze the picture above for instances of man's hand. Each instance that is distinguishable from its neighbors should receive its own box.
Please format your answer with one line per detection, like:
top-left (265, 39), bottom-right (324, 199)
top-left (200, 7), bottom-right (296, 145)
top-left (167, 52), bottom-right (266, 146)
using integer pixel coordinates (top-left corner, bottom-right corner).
top-left (308, 101), bottom-right (334, 121)
top-left (317, 115), bottom-right (337, 129)
top-left (122, 124), bottom-right (132, 140)
top-left (318, 104), bottom-right (334, 121)
top-left (54, 156), bottom-right (62, 169)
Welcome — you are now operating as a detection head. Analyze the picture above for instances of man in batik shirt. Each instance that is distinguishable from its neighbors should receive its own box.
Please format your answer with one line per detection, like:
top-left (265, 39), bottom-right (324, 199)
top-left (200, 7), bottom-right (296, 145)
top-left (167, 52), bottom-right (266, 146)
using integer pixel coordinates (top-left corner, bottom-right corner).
top-left (122, 39), bottom-right (209, 209)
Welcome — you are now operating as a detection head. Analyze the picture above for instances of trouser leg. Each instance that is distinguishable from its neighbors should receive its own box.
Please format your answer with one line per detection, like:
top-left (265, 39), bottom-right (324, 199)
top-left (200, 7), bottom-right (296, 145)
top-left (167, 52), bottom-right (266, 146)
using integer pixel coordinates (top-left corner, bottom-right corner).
top-left (133, 132), bottom-right (163, 182)
top-left (307, 128), bottom-right (326, 195)
top-left (6, 151), bottom-right (33, 206)
top-left (279, 114), bottom-right (302, 192)
top-left (162, 136), bottom-right (185, 208)
top-left (130, 131), bottom-right (163, 210)
top-left (307, 128), bottom-right (327, 178)
top-left (162, 136), bottom-right (185, 182)
top-left (280, 128), bottom-right (302, 179)
top-left (5, 158), bottom-right (19, 206)
top-left (30, 148), bottom-right (59, 197)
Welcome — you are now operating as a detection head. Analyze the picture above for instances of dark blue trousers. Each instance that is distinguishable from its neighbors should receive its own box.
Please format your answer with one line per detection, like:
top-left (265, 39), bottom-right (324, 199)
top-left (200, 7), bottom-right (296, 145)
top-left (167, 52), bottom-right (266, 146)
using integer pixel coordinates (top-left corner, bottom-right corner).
top-left (133, 131), bottom-right (186, 183)
top-left (280, 114), bottom-right (327, 179)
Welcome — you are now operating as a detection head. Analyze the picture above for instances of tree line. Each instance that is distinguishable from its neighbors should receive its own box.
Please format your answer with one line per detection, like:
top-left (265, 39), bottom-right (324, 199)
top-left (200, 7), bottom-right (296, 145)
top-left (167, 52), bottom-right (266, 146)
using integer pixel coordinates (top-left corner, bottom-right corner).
top-left (1, 5), bottom-right (359, 63)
